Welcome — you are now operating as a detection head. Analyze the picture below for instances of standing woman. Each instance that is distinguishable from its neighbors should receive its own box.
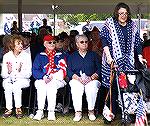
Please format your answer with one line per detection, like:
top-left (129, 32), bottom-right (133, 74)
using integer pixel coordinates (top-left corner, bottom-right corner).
top-left (10, 21), bottom-right (20, 35)
top-left (100, 2), bottom-right (146, 123)
top-left (1, 34), bottom-right (32, 118)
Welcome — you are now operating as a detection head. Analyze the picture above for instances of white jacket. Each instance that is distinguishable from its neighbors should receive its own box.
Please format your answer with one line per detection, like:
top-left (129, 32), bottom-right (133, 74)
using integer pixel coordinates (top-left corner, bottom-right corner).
top-left (1, 51), bottom-right (32, 80)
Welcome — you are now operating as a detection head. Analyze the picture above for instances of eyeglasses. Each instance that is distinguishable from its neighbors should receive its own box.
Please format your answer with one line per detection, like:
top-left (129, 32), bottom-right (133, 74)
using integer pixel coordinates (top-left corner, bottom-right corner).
top-left (48, 41), bottom-right (56, 44)
top-left (118, 12), bottom-right (128, 16)
top-left (56, 40), bottom-right (64, 43)
top-left (80, 41), bottom-right (88, 44)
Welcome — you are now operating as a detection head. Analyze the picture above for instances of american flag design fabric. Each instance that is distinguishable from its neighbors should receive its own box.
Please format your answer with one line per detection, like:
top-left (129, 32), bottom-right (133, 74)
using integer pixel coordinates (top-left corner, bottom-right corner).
top-left (123, 93), bottom-right (138, 114)
top-left (135, 95), bottom-right (147, 126)
top-left (43, 50), bottom-right (67, 80)
top-left (57, 59), bottom-right (67, 78)
top-left (45, 50), bottom-right (57, 74)
top-left (100, 17), bottom-right (139, 88)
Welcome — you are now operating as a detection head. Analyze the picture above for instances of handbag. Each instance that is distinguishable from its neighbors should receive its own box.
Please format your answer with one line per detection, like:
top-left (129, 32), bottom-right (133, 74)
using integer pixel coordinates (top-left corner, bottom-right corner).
top-left (118, 72), bottom-right (128, 89)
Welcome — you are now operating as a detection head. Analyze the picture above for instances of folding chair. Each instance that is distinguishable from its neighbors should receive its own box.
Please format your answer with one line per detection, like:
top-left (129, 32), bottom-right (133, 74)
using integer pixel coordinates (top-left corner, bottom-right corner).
top-left (22, 83), bottom-right (33, 116)
top-left (0, 80), bottom-right (5, 112)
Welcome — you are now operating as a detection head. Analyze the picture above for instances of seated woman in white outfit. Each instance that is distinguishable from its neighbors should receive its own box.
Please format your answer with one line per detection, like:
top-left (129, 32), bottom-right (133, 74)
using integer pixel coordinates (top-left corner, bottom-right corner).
top-left (67, 34), bottom-right (101, 122)
top-left (1, 34), bottom-right (32, 118)
top-left (32, 34), bottom-right (67, 121)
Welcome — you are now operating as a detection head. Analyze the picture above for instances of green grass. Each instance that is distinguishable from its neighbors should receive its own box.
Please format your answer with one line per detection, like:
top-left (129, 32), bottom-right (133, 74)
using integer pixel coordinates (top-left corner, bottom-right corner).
top-left (0, 112), bottom-right (123, 126)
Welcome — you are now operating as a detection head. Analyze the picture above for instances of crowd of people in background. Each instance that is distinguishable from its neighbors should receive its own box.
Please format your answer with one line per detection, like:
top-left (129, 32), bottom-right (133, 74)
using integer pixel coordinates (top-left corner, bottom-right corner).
top-left (0, 2), bottom-right (150, 125)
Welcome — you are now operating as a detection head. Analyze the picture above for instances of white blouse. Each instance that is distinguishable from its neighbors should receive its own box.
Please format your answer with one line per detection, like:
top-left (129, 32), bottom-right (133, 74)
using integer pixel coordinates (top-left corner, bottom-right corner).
top-left (1, 51), bottom-right (32, 80)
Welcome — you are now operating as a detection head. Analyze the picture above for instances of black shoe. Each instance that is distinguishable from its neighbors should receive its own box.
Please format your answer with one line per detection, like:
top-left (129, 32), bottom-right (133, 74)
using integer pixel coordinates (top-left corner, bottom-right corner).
top-left (63, 106), bottom-right (69, 114)
top-left (103, 117), bottom-right (111, 124)
top-left (129, 114), bottom-right (135, 124)
top-left (3, 109), bottom-right (12, 118)
top-left (16, 108), bottom-right (23, 119)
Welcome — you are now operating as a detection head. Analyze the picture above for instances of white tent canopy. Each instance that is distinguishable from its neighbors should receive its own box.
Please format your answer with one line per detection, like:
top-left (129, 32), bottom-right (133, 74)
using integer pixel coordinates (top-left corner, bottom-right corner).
top-left (0, 0), bottom-right (150, 14)
top-left (0, 0), bottom-right (149, 36)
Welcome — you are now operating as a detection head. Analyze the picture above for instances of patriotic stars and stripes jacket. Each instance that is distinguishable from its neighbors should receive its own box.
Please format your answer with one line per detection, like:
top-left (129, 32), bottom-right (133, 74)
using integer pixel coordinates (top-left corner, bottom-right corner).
top-left (32, 51), bottom-right (67, 81)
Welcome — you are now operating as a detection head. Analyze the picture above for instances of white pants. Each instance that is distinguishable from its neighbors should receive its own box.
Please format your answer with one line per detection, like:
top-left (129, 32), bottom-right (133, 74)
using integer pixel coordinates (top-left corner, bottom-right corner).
top-left (3, 78), bottom-right (30, 110)
top-left (69, 79), bottom-right (100, 112)
top-left (35, 79), bottom-right (66, 112)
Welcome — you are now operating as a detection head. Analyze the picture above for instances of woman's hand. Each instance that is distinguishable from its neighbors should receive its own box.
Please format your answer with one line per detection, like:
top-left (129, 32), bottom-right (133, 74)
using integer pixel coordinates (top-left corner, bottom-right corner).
top-left (43, 75), bottom-right (53, 84)
top-left (72, 74), bottom-right (87, 84)
top-left (72, 74), bottom-right (80, 80)
top-left (6, 62), bottom-right (12, 74)
top-left (91, 73), bottom-right (99, 80)
top-left (106, 55), bottom-right (113, 65)
top-left (81, 76), bottom-right (92, 85)
top-left (18, 62), bottom-right (23, 72)
top-left (103, 46), bottom-right (113, 64)
top-left (138, 55), bottom-right (147, 64)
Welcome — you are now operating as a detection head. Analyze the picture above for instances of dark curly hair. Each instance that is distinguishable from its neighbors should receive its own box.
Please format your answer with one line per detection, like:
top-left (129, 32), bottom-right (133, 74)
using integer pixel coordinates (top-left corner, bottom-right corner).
top-left (113, 2), bottom-right (131, 21)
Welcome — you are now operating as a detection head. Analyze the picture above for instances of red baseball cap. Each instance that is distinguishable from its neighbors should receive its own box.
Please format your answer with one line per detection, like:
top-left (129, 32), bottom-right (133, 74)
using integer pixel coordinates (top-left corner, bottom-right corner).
top-left (43, 34), bottom-right (54, 42)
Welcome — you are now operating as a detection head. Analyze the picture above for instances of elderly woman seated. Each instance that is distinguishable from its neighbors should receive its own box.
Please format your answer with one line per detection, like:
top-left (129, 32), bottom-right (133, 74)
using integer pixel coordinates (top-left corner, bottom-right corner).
top-left (32, 34), bottom-right (67, 121)
top-left (67, 34), bottom-right (101, 121)
top-left (1, 34), bottom-right (32, 119)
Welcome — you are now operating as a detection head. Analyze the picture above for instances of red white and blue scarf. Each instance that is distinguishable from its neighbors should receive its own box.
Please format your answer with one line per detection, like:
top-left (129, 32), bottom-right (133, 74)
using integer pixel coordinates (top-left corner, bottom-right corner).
top-left (101, 17), bottom-right (141, 88)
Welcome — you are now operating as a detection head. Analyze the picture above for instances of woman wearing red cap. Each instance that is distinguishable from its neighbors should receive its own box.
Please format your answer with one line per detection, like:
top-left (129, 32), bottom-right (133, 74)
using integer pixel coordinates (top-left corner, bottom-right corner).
top-left (32, 34), bottom-right (67, 121)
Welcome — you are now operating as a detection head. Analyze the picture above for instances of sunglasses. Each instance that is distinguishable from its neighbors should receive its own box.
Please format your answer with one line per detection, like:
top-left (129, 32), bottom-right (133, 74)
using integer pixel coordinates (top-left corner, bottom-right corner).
top-left (80, 41), bottom-right (88, 44)
top-left (48, 41), bottom-right (56, 44)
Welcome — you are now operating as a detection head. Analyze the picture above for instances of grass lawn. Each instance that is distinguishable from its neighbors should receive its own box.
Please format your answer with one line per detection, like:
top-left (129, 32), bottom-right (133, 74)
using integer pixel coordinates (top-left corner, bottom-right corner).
top-left (1, 108), bottom-right (150, 126)
top-left (0, 112), bottom-right (123, 126)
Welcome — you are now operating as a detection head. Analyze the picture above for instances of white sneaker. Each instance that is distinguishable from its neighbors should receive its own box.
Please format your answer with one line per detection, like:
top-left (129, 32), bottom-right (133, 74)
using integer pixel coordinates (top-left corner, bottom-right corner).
top-left (48, 112), bottom-right (56, 121)
top-left (73, 112), bottom-right (82, 122)
top-left (33, 110), bottom-right (44, 120)
top-left (88, 114), bottom-right (96, 121)
top-left (88, 110), bottom-right (96, 121)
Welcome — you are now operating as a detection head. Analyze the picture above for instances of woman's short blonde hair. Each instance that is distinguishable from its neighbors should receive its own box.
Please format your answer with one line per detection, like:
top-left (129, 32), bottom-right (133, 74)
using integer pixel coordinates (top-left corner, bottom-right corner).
top-left (9, 34), bottom-right (24, 51)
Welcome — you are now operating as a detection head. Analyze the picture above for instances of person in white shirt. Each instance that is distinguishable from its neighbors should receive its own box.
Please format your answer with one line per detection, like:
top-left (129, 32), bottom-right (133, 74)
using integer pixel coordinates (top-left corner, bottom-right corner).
top-left (1, 34), bottom-right (32, 119)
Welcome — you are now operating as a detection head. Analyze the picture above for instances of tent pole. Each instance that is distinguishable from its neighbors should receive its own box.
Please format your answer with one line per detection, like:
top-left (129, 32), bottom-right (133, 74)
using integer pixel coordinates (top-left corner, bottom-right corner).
top-left (18, 0), bottom-right (22, 33)
top-left (137, 4), bottom-right (142, 37)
